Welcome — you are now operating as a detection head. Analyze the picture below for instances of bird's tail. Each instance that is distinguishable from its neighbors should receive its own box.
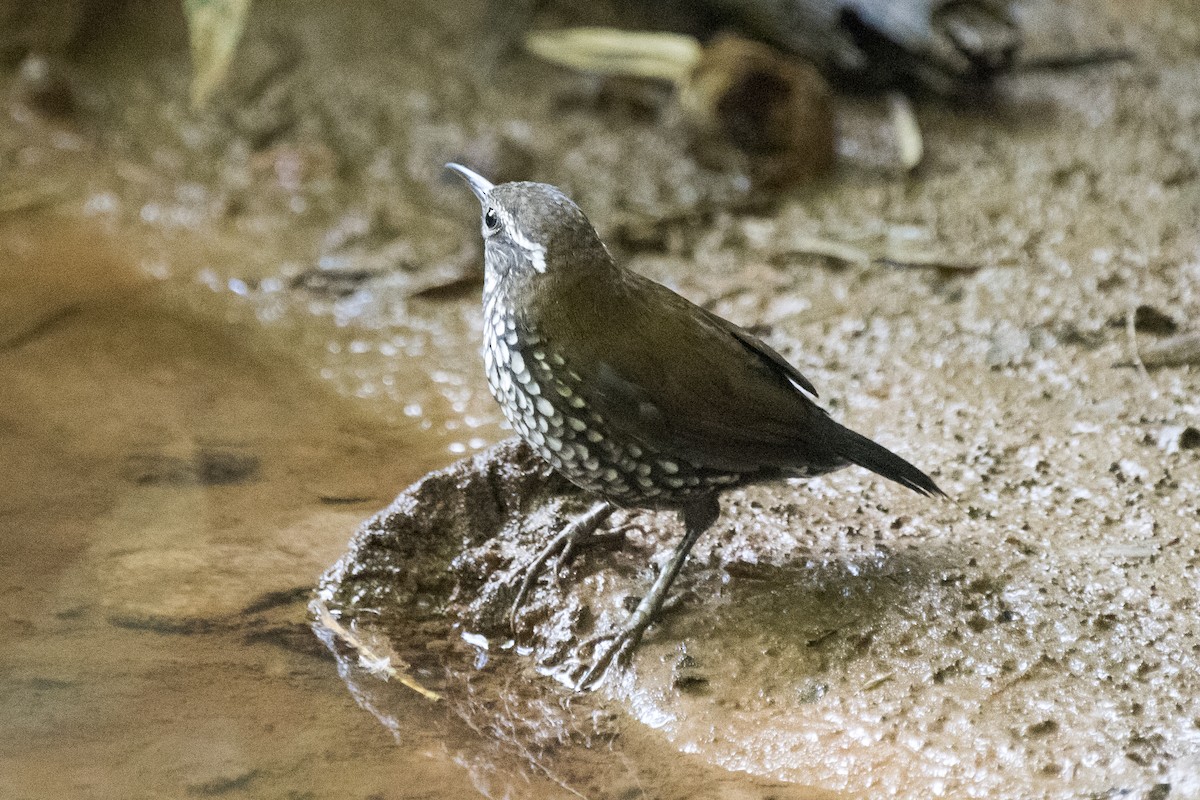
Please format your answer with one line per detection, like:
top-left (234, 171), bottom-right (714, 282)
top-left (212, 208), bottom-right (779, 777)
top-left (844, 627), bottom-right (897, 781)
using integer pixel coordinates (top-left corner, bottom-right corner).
top-left (830, 422), bottom-right (945, 497)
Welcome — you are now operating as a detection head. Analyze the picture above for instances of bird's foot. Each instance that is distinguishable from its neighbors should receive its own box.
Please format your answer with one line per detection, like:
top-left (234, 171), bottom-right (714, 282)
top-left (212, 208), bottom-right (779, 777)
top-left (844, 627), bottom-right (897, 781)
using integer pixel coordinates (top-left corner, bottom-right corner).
top-left (508, 500), bottom-right (618, 630)
top-left (555, 524), bottom-right (634, 574)
top-left (573, 587), bottom-right (692, 689)
top-left (573, 609), bottom-right (654, 689)
top-left (571, 495), bottom-right (718, 689)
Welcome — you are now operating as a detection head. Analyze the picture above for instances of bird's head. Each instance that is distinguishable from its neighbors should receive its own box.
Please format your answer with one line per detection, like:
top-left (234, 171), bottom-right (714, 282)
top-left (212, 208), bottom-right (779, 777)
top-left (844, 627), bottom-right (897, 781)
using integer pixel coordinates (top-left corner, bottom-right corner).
top-left (446, 163), bottom-right (612, 292)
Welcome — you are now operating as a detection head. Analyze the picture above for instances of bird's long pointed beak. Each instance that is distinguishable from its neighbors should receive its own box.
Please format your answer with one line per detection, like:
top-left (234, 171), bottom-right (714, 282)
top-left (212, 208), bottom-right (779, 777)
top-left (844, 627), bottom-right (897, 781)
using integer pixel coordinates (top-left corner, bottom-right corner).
top-left (445, 163), bottom-right (494, 204)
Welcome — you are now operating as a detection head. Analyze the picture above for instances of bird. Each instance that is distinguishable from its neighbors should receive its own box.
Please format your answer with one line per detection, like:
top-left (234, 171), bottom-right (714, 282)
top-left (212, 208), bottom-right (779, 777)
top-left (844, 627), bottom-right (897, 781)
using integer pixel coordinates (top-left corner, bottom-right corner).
top-left (446, 163), bottom-right (944, 688)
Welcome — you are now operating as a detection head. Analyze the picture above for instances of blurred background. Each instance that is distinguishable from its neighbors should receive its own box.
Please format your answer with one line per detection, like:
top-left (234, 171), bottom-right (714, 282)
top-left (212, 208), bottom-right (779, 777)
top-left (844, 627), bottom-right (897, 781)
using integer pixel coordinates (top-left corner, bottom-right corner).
top-left (1, 0), bottom-right (1198, 797)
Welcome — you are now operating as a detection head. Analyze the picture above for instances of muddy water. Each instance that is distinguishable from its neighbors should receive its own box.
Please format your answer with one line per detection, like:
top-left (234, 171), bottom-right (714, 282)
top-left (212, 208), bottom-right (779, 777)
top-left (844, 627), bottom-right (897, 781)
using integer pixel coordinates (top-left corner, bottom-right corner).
top-left (0, 218), bottom-right (506, 797)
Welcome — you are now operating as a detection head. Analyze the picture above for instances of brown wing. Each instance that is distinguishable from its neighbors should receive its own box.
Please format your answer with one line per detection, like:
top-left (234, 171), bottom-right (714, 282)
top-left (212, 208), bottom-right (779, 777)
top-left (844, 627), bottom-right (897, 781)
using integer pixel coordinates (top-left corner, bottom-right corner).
top-left (712, 311), bottom-right (818, 399)
top-left (536, 269), bottom-right (843, 474)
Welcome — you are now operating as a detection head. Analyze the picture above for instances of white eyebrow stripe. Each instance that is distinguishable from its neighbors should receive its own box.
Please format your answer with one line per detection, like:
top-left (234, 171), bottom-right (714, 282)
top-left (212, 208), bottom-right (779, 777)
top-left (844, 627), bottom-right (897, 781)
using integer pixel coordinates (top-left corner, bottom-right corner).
top-left (499, 208), bottom-right (547, 274)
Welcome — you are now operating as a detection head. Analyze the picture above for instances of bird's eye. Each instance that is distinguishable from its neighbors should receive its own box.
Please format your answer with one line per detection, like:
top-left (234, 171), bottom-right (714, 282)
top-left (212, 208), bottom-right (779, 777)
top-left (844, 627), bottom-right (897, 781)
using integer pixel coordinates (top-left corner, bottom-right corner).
top-left (483, 208), bottom-right (500, 234)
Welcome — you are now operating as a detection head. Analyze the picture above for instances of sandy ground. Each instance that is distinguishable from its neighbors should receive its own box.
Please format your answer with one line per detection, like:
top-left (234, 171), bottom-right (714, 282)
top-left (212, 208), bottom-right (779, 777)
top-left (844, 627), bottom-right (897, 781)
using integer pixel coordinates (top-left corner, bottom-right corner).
top-left (3, 0), bottom-right (1199, 797)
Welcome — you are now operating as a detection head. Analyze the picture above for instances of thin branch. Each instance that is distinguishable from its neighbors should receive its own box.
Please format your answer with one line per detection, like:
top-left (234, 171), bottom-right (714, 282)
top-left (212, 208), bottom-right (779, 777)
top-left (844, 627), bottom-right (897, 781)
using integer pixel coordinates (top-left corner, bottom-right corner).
top-left (313, 600), bottom-right (442, 701)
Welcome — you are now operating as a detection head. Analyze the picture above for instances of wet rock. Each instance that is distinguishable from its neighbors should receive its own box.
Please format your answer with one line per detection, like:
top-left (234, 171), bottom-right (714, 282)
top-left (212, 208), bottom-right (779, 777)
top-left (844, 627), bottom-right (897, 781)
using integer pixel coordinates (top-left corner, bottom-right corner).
top-left (13, 0), bottom-right (1185, 793)
top-left (320, 438), bottom-right (570, 613)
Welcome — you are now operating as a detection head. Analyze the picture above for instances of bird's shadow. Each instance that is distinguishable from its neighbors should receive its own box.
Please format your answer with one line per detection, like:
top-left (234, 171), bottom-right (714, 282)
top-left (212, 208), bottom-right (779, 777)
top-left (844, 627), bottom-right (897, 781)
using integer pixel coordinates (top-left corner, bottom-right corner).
top-left (656, 540), bottom-right (982, 682)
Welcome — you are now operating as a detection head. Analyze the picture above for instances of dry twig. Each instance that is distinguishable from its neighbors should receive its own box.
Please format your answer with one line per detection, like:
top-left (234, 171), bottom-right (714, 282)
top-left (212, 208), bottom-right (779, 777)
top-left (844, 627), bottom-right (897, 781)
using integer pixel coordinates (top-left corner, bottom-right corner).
top-left (313, 600), bottom-right (442, 701)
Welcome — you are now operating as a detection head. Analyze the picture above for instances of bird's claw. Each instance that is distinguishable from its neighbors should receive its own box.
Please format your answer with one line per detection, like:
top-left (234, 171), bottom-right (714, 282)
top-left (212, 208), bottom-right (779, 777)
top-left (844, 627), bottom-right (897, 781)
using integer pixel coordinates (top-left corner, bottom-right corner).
top-left (508, 501), bottom-right (618, 631)
top-left (571, 588), bottom-right (688, 688)
top-left (574, 627), bottom-right (641, 689)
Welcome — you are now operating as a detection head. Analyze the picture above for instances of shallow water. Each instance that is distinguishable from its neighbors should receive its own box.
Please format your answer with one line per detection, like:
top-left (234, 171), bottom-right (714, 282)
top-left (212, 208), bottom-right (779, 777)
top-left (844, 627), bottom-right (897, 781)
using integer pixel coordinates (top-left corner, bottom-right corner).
top-left (0, 216), bottom-right (509, 798)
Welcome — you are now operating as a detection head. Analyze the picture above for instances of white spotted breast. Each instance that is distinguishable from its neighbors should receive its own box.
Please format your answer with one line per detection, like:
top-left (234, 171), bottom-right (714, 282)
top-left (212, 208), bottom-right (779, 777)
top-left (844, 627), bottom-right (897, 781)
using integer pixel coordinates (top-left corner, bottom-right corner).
top-left (482, 294), bottom-right (752, 505)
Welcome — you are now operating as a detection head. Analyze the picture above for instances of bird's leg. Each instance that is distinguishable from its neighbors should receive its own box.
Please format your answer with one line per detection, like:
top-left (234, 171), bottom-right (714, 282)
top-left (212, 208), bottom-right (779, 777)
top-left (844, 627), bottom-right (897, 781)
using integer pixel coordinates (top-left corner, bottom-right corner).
top-left (575, 494), bottom-right (721, 689)
top-left (509, 500), bottom-right (616, 629)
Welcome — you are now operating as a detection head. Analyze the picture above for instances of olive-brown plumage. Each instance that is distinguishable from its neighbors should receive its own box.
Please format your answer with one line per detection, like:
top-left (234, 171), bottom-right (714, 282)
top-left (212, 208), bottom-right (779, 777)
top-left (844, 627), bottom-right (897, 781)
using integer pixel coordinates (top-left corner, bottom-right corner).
top-left (448, 163), bottom-right (943, 687)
